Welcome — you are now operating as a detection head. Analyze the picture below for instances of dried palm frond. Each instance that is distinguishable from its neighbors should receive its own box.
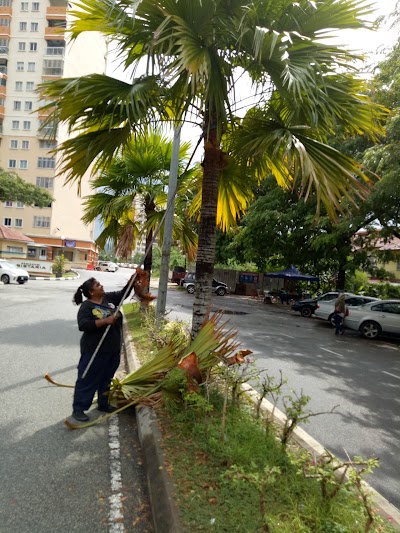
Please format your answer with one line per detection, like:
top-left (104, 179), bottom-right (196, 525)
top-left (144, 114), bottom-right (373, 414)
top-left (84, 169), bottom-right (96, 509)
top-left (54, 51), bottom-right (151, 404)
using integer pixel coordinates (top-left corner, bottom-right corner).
top-left (110, 312), bottom-right (241, 405)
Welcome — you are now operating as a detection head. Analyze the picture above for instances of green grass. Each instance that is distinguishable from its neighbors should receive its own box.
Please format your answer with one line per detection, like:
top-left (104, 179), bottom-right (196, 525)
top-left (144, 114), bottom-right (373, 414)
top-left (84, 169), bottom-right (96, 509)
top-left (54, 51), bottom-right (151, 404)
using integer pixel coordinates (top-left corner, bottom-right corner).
top-left (122, 305), bottom-right (398, 533)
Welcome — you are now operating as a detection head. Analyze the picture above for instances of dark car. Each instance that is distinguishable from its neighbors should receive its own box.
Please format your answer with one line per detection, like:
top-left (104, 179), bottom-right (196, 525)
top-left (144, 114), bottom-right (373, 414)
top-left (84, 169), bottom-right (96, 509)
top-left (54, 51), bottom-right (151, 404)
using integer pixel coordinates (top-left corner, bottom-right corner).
top-left (184, 275), bottom-right (230, 296)
top-left (180, 271), bottom-right (195, 286)
top-left (291, 291), bottom-right (340, 317)
top-left (170, 266), bottom-right (187, 284)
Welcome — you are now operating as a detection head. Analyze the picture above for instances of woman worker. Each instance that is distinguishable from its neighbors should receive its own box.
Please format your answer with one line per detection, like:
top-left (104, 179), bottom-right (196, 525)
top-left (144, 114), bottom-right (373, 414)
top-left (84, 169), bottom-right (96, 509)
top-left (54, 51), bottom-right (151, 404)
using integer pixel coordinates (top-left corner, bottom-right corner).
top-left (71, 275), bottom-right (134, 422)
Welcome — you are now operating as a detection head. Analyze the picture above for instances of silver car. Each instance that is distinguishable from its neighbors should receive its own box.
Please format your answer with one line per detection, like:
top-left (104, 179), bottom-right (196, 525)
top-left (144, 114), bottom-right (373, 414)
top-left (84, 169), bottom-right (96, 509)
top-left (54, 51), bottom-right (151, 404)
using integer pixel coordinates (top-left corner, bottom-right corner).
top-left (314, 294), bottom-right (379, 326)
top-left (344, 299), bottom-right (400, 339)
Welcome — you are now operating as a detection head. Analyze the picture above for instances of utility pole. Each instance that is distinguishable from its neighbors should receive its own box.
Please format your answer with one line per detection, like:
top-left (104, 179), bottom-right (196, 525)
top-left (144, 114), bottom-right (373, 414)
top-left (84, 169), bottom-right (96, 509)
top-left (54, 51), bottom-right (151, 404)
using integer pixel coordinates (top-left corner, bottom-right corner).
top-left (156, 126), bottom-right (181, 318)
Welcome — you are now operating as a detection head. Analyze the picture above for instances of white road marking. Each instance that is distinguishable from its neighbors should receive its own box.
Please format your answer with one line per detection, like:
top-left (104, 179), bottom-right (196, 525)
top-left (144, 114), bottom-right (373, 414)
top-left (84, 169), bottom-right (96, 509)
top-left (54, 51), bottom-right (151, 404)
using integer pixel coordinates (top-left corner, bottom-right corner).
top-left (382, 371), bottom-right (400, 380)
top-left (321, 347), bottom-right (344, 358)
top-left (281, 334), bottom-right (294, 339)
top-left (108, 416), bottom-right (124, 533)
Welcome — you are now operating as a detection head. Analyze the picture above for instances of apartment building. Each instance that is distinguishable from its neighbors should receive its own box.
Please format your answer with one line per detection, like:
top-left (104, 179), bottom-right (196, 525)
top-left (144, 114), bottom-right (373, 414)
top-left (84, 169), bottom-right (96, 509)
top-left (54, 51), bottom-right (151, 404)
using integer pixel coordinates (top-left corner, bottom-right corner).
top-left (0, 0), bottom-right (107, 269)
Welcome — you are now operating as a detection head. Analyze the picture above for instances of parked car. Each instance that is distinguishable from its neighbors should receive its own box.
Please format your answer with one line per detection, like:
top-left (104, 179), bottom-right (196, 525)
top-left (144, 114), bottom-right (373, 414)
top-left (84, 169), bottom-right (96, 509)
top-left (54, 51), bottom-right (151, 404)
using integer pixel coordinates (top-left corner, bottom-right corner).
top-left (0, 259), bottom-right (29, 284)
top-left (96, 261), bottom-right (118, 272)
top-left (315, 294), bottom-right (379, 326)
top-left (180, 272), bottom-right (195, 287)
top-left (291, 291), bottom-right (340, 317)
top-left (344, 299), bottom-right (400, 339)
top-left (170, 266), bottom-right (187, 285)
top-left (184, 275), bottom-right (230, 296)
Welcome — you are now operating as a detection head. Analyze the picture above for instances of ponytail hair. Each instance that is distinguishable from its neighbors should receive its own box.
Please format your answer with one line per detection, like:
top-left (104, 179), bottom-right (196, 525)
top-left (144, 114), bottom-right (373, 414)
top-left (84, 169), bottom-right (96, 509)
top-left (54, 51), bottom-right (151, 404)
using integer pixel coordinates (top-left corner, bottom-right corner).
top-left (72, 277), bottom-right (96, 305)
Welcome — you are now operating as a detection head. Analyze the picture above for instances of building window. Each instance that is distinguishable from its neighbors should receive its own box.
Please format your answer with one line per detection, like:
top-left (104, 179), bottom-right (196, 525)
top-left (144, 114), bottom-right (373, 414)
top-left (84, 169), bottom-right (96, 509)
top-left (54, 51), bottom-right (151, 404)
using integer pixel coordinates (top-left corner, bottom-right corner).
top-left (27, 62), bottom-right (35, 72)
top-left (39, 139), bottom-right (57, 149)
top-left (0, 18), bottom-right (10, 26)
top-left (4, 201), bottom-right (12, 207)
top-left (32, 2), bottom-right (39, 10)
top-left (17, 62), bottom-right (24, 71)
top-left (38, 157), bottom-right (55, 168)
top-left (28, 247), bottom-right (36, 257)
top-left (36, 176), bottom-right (54, 188)
top-left (24, 101), bottom-right (33, 111)
top-left (16, 201), bottom-right (24, 207)
top-left (18, 42), bottom-right (26, 52)
top-left (20, 21), bottom-right (27, 31)
top-left (8, 159), bottom-right (16, 168)
top-left (15, 81), bottom-right (23, 91)
top-left (30, 22), bottom-right (38, 31)
top-left (33, 216), bottom-right (50, 228)
top-left (22, 140), bottom-right (29, 149)
top-left (12, 121), bottom-right (20, 130)
top-left (21, 1), bottom-right (28, 10)
top-left (14, 219), bottom-right (23, 228)
top-left (14, 101), bottom-right (22, 111)
top-left (7, 245), bottom-right (23, 253)
top-left (30, 42), bottom-right (37, 52)
top-left (3, 218), bottom-right (12, 226)
top-left (26, 81), bottom-right (34, 91)
top-left (43, 59), bottom-right (63, 76)
top-left (10, 139), bottom-right (18, 149)
top-left (40, 249), bottom-right (47, 257)
top-left (0, 0), bottom-right (12, 6)
top-left (23, 121), bottom-right (31, 130)
top-left (19, 160), bottom-right (28, 169)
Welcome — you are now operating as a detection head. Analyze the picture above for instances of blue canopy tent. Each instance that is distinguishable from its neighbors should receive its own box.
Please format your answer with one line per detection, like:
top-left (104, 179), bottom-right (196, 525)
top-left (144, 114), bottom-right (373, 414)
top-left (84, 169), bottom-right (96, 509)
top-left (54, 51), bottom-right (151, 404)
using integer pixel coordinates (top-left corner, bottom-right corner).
top-left (264, 266), bottom-right (319, 282)
top-left (263, 266), bottom-right (319, 302)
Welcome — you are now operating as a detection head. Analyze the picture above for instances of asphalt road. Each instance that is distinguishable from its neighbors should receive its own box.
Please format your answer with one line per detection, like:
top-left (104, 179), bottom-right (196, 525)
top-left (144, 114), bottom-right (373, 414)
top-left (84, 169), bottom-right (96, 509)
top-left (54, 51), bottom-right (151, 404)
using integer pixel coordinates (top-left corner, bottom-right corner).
top-left (0, 271), bottom-right (153, 533)
top-left (163, 280), bottom-right (400, 510)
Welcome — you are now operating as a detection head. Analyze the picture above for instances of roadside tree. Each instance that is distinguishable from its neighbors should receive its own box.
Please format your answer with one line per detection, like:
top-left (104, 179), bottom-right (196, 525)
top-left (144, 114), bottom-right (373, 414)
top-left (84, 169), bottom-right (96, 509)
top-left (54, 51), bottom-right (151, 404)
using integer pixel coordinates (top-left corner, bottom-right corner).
top-left (0, 168), bottom-right (53, 208)
top-left (82, 130), bottom-right (198, 273)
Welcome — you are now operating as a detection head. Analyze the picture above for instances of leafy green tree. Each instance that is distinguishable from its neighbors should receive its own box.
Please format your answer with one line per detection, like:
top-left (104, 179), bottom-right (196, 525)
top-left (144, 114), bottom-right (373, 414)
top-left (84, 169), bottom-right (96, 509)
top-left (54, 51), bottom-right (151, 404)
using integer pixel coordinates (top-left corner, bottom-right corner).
top-left (0, 169), bottom-right (53, 208)
top-left (82, 130), bottom-right (198, 272)
top-left (40, 0), bottom-right (385, 334)
top-left (233, 171), bottom-right (400, 289)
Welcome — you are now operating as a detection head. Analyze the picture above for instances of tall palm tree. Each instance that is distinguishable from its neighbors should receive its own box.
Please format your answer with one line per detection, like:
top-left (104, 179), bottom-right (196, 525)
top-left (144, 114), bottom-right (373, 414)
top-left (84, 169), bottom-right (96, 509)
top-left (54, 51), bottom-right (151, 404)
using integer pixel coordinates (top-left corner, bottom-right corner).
top-left (40, 0), bottom-right (386, 334)
top-left (82, 130), bottom-right (198, 271)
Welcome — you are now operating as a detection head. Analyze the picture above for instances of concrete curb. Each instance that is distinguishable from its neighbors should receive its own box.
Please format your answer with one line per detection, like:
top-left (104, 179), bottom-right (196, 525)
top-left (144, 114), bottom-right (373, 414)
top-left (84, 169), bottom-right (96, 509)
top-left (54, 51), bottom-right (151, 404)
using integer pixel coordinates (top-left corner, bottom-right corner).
top-left (122, 318), bottom-right (400, 531)
top-left (29, 269), bottom-right (80, 281)
top-left (122, 317), bottom-right (183, 533)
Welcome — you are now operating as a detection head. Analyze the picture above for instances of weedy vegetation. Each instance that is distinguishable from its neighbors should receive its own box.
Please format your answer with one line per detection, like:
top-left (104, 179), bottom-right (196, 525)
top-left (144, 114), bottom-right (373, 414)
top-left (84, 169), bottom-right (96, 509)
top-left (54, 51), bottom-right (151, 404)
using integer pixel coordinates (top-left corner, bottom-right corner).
top-left (122, 302), bottom-right (398, 533)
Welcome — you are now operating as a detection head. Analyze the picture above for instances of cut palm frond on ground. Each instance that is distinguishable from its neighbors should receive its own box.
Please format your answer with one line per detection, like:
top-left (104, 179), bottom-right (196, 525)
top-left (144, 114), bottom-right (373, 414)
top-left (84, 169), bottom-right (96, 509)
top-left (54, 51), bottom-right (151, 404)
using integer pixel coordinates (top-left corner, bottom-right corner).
top-left (110, 312), bottom-right (243, 405)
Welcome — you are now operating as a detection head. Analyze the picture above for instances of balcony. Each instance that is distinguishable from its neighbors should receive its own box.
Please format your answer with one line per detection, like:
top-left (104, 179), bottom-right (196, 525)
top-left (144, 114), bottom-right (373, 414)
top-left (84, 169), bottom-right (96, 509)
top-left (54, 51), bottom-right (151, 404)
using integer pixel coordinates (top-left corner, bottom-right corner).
top-left (0, 6), bottom-right (12, 15)
top-left (0, 45), bottom-right (8, 55)
top-left (46, 6), bottom-right (66, 19)
top-left (45, 47), bottom-right (65, 56)
top-left (45, 26), bottom-right (65, 40)
top-left (0, 65), bottom-right (7, 75)
top-left (0, 25), bottom-right (10, 37)
top-left (0, 105), bottom-right (4, 119)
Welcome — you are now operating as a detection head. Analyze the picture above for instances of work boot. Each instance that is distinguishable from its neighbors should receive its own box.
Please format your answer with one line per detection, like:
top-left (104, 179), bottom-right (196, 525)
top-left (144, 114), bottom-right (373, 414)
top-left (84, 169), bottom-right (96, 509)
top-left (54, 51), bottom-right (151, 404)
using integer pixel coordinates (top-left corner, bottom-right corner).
top-left (72, 410), bottom-right (89, 422)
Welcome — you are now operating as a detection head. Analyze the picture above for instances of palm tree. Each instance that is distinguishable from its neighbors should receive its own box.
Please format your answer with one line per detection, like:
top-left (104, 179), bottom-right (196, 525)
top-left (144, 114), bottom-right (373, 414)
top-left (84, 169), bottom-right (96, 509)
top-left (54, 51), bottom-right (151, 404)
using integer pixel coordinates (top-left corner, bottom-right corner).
top-left (40, 0), bottom-right (386, 334)
top-left (82, 130), bottom-right (198, 271)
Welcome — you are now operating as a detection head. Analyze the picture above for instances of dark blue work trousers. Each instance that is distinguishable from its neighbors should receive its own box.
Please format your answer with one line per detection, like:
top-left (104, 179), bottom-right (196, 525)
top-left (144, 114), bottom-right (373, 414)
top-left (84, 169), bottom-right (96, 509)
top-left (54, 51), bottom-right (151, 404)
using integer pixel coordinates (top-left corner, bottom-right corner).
top-left (73, 350), bottom-right (120, 412)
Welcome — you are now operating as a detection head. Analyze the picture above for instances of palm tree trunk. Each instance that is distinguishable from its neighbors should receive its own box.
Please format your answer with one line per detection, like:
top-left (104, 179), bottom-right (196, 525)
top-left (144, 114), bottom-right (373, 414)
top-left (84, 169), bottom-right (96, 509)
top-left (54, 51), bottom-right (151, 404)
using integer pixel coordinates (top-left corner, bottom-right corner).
top-left (192, 116), bottom-right (224, 336)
